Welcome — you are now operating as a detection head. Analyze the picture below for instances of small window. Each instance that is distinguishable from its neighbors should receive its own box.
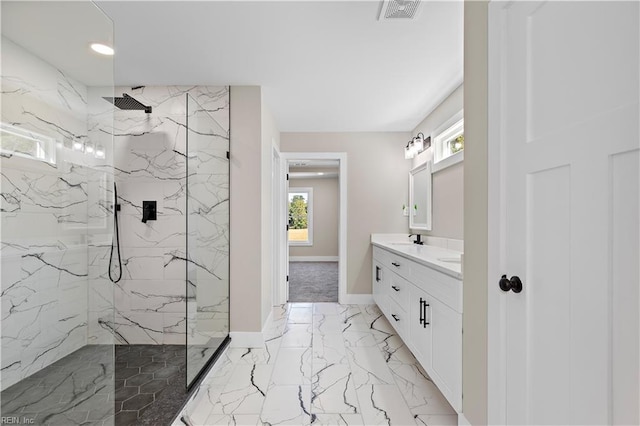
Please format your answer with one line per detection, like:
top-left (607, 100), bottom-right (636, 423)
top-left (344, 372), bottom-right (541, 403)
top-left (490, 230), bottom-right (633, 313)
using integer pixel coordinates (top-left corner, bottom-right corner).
top-left (433, 116), bottom-right (464, 172)
top-left (288, 187), bottom-right (313, 246)
top-left (0, 122), bottom-right (57, 165)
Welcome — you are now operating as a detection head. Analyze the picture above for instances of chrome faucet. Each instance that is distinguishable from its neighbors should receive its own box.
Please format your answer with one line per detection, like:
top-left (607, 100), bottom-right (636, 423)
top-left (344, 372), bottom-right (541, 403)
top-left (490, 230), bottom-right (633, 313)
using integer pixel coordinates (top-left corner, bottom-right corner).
top-left (408, 233), bottom-right (424, 245)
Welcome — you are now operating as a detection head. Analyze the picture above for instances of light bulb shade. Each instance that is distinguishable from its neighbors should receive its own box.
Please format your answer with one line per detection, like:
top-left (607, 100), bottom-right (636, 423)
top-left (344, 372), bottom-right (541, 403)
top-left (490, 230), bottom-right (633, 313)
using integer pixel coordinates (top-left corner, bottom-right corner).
top-left (404, 147), bottom-right (412, 159)
top-left (73, 140), bottom-right (84, 152)
top-left (413, 136), bottom-right (424, 152)
top-left (404, 141), bottom-right (413, 159)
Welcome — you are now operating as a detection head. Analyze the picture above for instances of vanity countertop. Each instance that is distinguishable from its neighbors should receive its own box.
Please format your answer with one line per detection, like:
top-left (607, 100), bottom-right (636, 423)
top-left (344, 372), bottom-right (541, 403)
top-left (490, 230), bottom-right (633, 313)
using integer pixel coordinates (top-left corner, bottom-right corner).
top-left (371, 234), bottom-right (463, 280)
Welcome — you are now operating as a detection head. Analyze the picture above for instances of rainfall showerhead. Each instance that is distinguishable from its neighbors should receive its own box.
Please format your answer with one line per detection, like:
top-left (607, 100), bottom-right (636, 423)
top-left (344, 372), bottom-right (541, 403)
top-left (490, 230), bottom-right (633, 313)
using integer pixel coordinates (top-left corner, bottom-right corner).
top-left (103, 93), bottom-right (152, 113)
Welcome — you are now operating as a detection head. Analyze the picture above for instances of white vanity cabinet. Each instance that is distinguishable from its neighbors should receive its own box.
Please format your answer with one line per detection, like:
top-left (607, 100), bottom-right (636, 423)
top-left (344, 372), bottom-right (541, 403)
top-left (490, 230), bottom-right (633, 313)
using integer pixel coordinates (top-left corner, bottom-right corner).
top-left (372, 243), bottom-right (463, 413)
top-left (372, 257), bottom-right (389, 316)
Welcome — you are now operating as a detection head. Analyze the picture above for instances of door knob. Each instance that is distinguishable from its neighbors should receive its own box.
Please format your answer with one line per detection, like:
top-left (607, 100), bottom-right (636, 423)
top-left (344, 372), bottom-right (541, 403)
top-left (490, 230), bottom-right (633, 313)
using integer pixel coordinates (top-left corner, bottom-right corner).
top-left (499, 274), bottom-right (523, 293)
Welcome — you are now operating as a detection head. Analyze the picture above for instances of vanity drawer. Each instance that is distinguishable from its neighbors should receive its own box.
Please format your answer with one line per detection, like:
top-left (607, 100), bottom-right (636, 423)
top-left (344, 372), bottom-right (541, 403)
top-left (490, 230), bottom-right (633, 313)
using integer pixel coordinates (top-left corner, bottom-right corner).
top-left (388, 271), bottom-right (411, 308)
top-left (386, 252), bottom-right (412, 281)
top-left (387, 298), bottom-right (409, 340)
top-left (373, 246), bottom-right (412, 281)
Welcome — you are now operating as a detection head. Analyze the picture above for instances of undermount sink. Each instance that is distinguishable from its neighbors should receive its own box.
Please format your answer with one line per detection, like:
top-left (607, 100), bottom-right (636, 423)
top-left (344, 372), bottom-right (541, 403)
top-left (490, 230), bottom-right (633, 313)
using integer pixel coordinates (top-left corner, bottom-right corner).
top-left (390, 242), bottom-right (415, 246)
top-left (438, 258), bottom-right (462, 264)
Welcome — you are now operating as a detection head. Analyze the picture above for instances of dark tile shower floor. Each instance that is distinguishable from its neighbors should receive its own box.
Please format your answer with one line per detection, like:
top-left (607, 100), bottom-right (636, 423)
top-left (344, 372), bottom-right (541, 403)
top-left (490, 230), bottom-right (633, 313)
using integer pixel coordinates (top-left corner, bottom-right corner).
top-left (1, 345), bottom-right (188, 426)
top-left (115, 345), bottom-right (186, 425)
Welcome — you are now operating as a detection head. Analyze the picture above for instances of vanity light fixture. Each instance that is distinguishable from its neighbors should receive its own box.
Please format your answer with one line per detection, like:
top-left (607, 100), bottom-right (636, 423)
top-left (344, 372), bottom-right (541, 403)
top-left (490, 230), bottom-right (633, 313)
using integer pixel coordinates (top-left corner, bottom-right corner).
top-left (73, 140), bottom-right (84, 152)
top-left (404, 132), bottom-right (430, 159)
top-left (90, 43), bottom-right (114, 56)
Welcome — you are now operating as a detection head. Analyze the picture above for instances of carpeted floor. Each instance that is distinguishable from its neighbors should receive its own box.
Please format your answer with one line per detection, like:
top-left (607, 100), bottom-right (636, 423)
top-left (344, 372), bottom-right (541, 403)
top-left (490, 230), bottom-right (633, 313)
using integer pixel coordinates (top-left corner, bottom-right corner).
top-left (288, 261), bottom-right (338, 302)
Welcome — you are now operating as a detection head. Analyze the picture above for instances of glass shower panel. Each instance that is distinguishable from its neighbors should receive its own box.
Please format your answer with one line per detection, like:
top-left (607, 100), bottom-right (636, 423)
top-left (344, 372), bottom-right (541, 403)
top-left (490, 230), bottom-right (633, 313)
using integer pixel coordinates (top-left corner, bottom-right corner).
top-left (1, 2), bottom-right (115, 424)
top-left (185, 94), bottom-right (230, 387)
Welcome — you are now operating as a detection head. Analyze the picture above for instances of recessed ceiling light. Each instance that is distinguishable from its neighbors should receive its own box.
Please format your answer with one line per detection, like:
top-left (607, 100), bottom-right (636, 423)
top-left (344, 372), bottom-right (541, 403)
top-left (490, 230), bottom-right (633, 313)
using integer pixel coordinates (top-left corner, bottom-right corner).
top-left (90, 43), bottom-right (114, 56)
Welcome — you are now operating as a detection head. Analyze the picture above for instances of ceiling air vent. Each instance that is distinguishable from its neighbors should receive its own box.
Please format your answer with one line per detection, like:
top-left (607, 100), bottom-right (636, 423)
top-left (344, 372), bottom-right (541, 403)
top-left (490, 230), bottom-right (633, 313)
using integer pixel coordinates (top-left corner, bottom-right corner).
top-left (378, 0), bottom-right (421, 21)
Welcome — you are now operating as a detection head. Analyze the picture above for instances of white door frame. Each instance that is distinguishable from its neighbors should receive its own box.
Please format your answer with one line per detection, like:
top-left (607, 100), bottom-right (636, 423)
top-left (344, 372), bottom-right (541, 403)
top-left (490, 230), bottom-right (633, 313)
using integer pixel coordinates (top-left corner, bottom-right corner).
top-left (278, 152), bottom-right (348, 305)
top-left (271, 145), bottom-right (285, 306)
top-left (487, 2), bottom-right (507, 423)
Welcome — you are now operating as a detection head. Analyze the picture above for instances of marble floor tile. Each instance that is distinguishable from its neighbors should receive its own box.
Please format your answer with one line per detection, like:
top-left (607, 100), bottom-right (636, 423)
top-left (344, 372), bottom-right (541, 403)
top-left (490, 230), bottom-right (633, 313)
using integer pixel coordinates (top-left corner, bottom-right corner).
top-left (311, 413), bottom-right (365, 425)
top-left (378, 334), bottom-right (416, 364)
top-left (176, 303), bottom-right (457, 426)
top-left (289, 302), bottom-right (313, 308)
top-left (346, 346), bottom-right (395, 388)
top-left (226, 345), bottom-right (279, 365)
top-left (311, 363), bottom-right (359, 415)
top-left (281, 324), bottom-right (313, 348)
top-left (270, 347), bottom-right (312, 386)
top-left (359, 304), bottom-right (383, 320)
top-left (313, 313), bottom-right (348, 334)
top-left (212, 364), bottom-right (274, 415)
top-left (312, 302), bottom-right (341, 316)
top-left (288, 306), bottom-right (313, 324)
top-left (390, 363), bottom-right (455, 415)
top-left (312, 332), bottom-right (349, 368)
top-left (341, 312), bottom-right (372, 333)
top-left (336, 305), bottom-right (362, 321)
top-left (342, 331), bottom-right (378, 348)
top-left (415, 414), bottom-right (459, 426)
top-left (203, 413), bottom-right (261, 425)
top-left (260, 385), bottom-right (312, 425)
top-left (356, 384), bottom-right (417, 426)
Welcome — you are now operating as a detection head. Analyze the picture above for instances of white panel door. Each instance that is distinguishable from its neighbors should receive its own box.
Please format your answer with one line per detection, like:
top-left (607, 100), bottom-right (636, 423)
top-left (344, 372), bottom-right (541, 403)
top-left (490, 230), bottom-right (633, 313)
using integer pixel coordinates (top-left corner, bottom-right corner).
top-left (490, 1), bottom-right (639, 424)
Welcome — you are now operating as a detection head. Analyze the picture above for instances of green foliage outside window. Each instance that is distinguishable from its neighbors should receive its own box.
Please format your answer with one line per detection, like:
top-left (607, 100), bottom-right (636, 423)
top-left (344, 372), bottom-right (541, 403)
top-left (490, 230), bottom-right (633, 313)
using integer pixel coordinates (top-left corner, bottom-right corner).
top-left (289, 195), bottom-right (308, 229)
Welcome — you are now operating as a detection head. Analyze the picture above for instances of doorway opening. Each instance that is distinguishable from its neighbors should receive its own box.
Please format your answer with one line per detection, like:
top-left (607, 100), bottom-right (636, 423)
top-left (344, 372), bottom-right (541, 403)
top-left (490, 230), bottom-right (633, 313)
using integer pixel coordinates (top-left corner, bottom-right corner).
top-left (275, 152), bottom-right (347, 305)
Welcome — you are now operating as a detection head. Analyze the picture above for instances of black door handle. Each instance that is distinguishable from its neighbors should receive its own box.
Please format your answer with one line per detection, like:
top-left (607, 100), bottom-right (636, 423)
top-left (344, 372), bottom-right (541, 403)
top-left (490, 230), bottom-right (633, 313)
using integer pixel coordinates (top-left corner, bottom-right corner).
top-left (375, 266), bottom-right (381, 282)
top-left (391, 285), bottom-right (400, 292)
top-left (391, 262), bottom-right (400, 267)
top-left (391, 314), bottom-right (400, 322)
top-left (499, 274), bottom-right (523, 293)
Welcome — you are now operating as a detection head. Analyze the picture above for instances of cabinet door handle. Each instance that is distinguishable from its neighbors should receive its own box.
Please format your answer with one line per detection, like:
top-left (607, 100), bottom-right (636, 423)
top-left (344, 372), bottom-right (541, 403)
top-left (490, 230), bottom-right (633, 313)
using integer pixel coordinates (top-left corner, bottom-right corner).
top-left (391, 314), bottom-right (400, 322)
top-left (375, 266), bottom-right (381, 282)
top-left (422, 299), bottom-right (430, 328)
top-left (419, 297), bottom-right (424, 325)
top-left (391, 285), bottom-right (400, 292)
top-left (391, 262), bottom-right (400, 267)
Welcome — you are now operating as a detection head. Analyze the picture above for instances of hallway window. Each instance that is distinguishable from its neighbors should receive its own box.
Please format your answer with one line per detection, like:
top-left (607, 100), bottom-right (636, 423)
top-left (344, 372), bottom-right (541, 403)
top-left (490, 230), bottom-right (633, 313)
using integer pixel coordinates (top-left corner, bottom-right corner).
top-left (288, 187), bottom-right (313, 246)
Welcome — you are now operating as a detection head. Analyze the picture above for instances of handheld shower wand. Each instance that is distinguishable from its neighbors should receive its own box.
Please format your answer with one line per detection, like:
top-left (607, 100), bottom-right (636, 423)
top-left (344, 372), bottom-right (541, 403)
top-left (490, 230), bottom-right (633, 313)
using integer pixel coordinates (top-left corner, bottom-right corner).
top-left (109, 182), bottom-right (122, 283)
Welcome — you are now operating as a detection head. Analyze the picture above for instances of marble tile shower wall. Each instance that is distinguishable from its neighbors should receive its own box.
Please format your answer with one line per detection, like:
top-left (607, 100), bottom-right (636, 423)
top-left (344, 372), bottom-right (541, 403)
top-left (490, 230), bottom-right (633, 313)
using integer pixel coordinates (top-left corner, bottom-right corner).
top-left (109, 86), bottom-right (229, 345)
top-left (0, 38), bottom-right (114, 390)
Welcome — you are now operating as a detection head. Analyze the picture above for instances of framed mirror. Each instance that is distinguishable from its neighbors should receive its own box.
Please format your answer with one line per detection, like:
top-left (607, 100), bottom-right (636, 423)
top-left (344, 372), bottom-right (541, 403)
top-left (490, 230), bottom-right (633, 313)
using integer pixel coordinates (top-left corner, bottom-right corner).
top-left (409, 162), bottom-right (432, 231)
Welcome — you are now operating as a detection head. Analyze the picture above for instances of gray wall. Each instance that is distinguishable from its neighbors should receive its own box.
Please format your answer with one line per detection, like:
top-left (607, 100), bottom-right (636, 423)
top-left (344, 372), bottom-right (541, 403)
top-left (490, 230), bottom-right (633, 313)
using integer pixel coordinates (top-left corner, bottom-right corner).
top-left (230, 86), bottom-right (281, 333)
top-left (463, 2), bottom-right (489, 424)
top-left (281, 132), bottom-right (411, 295)
top-left (412, 84), bottom-right (464, 240)
top-left (289, 176), bottom-right (339, 258)
top-left (230, 86), bottom-right (263, 333)
top-left (261, 98), bottom-right (280, 325)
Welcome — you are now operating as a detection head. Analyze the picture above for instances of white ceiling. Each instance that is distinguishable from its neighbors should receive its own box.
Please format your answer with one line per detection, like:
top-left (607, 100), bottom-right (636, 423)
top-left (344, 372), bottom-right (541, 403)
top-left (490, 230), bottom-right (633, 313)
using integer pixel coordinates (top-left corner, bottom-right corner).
top-left (97, 1), bottom-right (463, 132)
top-left (3, 1), bottom-right (463, 132)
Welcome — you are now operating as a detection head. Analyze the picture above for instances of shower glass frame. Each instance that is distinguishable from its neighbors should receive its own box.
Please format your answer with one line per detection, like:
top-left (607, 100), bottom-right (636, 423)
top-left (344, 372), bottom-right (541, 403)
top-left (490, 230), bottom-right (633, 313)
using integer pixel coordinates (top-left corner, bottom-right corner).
top-left (185, 93), bottom-right (231, 389)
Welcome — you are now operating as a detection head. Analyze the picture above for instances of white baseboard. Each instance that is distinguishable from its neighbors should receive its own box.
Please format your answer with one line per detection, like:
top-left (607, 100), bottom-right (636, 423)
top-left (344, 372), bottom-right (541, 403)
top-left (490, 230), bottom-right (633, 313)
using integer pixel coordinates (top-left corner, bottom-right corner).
top-left (340, 293), bottom-right (374, 305)
top-left (229, 332), bottom-right (264, 348)
top-left (229, 310), bottom-right (279, 349)
top-left (458, 413), bottom-right (471, 426)
top-left (289, 256), bottom-right (339, 262)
